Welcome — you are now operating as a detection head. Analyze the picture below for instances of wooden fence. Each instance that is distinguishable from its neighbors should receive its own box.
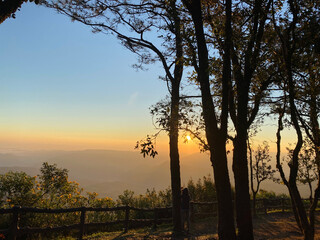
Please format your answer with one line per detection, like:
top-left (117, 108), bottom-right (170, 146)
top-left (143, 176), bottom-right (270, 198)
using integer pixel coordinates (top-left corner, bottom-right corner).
top-left (0, 205), bottom-right (171, 240)
top-left (0, 198), bottom-right (316, 240)
top-left (190, 198), bottom-right (317, 220)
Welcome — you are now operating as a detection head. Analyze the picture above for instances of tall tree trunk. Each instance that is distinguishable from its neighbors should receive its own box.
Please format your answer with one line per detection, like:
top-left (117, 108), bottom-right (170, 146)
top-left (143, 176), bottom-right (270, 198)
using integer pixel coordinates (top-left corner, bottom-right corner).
top-left (233, 135), bottom-right (253, 240)
top-left (169, 82), bottom-right (182, 233)
top-left (286, 48), bottom-right (312, 239)
top-left (307, 76), bottom-right (320, 240)
top-left (212, 138), bottom-right (236, 239)
top-left (230, 0), bottom-right (271, 236)
top-left (275, 102), bottom-right (303, 231)
top-left (168, 0), bottom-right (183, 234)
top-left (288, 184), bottom-right (312, 239)
top-left (232, 75), bottom-right (253, 239)
top-left (182, 0), bottom-right (236, 238)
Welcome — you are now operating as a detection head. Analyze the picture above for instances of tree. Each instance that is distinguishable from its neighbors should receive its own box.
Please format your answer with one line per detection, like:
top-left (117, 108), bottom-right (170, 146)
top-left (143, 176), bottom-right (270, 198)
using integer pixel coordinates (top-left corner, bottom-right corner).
top-left (39, 162), bottom-right (69, 195)
top-left (292, 143), bottom-right (318, 202)
top-left (223, 0), bottom-right (275, 237)
top-left (44, 0), bottom-right (185, 233)
top-left (37, 162), bottom-right (83, 208)
top-left (0, 0), bottom-right (40, 24)
top-left (117, 189), bottom-right (135, 207)
top-left (248, 141), bottom-right (275, 216)
top-left (181, 0), bottom-right (237, 238)
top-left (0, 171), bottom-right (40, 207)
top-left (187, 175), bottom-right (217, 203)
top-left (273, 1), bottom-right (320, 238)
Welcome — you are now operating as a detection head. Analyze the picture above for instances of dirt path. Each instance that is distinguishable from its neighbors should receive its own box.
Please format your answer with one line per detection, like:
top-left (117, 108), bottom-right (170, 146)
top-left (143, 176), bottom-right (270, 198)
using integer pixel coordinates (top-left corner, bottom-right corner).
top-left (252, 212), bottom-right (320, 240)
top-left (84, 212), bottom-right (320, 239)
top-left (190, 212), bottom-right (320, 240)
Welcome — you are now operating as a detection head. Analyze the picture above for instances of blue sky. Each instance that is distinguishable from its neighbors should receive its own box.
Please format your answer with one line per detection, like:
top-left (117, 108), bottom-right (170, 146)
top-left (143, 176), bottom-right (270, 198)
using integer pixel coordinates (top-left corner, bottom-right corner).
top-left (0, 2), bottom-right (180, 153)
top-left (0, 2), bottom-right (294, 155)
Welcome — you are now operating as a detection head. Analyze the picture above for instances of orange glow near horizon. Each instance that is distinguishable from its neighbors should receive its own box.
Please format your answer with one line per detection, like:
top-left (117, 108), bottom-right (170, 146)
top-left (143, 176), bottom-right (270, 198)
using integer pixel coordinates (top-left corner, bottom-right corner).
top-left (0, 130), bottom-right (202, 157)
top-left (0, 121), bottom-right (297, 158)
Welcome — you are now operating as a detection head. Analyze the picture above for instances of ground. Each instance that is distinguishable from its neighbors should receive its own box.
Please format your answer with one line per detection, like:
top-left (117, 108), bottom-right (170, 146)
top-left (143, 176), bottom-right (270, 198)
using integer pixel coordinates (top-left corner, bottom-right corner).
top-left (81, 212), bottom-right (320, 240)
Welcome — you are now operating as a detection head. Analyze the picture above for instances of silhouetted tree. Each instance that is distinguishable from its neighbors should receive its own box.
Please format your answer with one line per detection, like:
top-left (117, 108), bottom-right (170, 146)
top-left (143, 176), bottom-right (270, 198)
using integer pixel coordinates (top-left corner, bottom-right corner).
top-left (248, 141), bottom-right (275, 216)
top-left (293, 143), bottom-right (318, 202)
top-left (273, 1), bottom-right (320, 238)
top-left (181, 0), bottom-right (237, 238)
top-left (0, 0), bottom-right (40, 24)
top-left (44, 0), bottom-right (185, 233)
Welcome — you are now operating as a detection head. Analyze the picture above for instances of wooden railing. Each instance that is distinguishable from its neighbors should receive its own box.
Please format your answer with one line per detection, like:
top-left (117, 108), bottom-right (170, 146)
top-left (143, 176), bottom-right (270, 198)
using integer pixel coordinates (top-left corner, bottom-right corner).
top-left (0, 198), bottom-right (317, 240)
top-left (0, 205), bottom-right (172, 240)
top-left (190, 198), bottom-right (318, 221)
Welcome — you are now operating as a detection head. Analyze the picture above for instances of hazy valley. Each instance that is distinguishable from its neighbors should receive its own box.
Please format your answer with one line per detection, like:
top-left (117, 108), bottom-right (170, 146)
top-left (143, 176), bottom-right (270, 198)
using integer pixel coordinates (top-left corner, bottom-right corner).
top-left (0, 149), bottom-right (303, 199)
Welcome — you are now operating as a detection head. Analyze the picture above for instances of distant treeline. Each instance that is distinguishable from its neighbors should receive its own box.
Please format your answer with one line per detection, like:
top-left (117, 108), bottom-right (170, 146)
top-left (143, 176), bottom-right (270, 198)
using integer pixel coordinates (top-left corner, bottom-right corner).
top-left (0, 162), bottom-right (288, 239)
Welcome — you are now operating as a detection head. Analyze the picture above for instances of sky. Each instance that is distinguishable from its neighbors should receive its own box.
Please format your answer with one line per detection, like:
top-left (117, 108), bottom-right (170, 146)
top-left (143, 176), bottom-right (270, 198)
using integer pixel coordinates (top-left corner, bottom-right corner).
top-left (0, 2), bottom-right (203, 155)
top-left (0, 2), bottom-right (299, 157)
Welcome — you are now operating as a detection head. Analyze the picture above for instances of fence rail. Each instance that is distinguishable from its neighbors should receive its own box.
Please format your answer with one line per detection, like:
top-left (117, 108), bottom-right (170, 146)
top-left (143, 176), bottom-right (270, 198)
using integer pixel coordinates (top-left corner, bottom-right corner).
top-left (0, 205), bottom-right (172, 240)
top-left (190, 198), bottom-right (318, 220)
top-left (0, 198), bottom-right (317, 240)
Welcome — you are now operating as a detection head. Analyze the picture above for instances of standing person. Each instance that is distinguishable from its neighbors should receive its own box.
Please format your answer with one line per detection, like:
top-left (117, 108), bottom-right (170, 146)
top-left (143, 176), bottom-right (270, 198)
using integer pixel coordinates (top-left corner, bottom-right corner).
top-left (181, 188), bottom-right (190, 233)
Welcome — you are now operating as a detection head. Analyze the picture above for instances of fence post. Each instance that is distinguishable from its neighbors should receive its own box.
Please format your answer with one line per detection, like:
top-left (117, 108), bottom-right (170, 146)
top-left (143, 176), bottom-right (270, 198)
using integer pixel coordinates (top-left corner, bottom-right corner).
top-left (79, 207), bottom-right (86, 240)
top-left (124, 205), bottom-right (130, 233)
top-left (263, 199), bottom-right (267, 215)
top-left (10, 206), bottom-right (20, 240)
top-left (153, 208), bottom-right (158, 230)
top-left (214, 202), bottom-right (218, 217)
top-left (190, 202), bottom-right (194, 223)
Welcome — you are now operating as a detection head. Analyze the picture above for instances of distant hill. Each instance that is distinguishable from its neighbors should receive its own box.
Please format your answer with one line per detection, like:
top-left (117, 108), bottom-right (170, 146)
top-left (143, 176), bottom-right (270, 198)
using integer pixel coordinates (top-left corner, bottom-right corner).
top-left (0, 149), bottom-right (311, 199)
top-left (0, 149), bottom-right (212, 199)
top-left (0, 167), bottom-right (39, 176)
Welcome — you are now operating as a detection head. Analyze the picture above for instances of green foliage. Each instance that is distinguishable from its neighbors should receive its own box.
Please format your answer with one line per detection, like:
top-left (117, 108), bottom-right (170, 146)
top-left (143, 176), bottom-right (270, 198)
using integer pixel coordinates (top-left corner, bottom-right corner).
top-left (135, 136), bottom-right (158, 158)
top-left (149, 97), bottom-right (207, 152)
top-left (0, 163), bottom-right (221, 238)
top-left (256, 189), bottom-right (289, 200)
top-left (297, 142), bottom-right (318, 186)
top-left (116, 188), bottom-right (171, 208)
top-left (38, 162), bottom-right (83, 208)
top-left (116, 188), bottom-right (172, 221)
top-left (0, 171), bottom-right (40, 207)
top-left (117, 189), bottom-right (135, 206)
top-left (187, 175), bottom-right (217, 202)
top-left (0, 163), bottom-right (117, 238)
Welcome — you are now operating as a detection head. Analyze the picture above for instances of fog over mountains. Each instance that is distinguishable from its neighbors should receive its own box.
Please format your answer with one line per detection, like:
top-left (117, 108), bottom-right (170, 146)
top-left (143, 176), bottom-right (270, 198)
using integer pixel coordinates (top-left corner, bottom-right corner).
top-left (0, 149), bottom-right (306, 199)
top-left (0, 149), bottom-right (211, 199)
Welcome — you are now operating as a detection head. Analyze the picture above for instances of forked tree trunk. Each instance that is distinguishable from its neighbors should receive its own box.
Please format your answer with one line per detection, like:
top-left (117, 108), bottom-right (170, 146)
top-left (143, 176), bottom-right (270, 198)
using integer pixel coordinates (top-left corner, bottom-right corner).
top-left (182, 0), bottom-right (236, 239)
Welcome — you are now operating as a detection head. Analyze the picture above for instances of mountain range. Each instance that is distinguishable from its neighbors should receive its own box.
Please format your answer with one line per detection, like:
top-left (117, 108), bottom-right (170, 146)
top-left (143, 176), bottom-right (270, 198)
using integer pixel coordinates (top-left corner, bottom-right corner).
top-left (0, 149), bottom-right (309, 199)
